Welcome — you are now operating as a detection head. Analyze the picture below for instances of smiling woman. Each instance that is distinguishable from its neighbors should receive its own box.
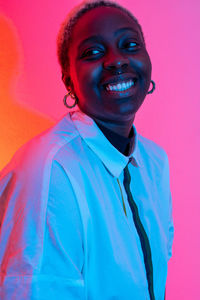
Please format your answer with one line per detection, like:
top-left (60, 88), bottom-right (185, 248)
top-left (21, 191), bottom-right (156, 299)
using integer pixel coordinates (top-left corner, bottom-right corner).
top-left (64, 6), bottom-right (152, 137)
top-left (0, 1), bottom-right (173, 300)
top-left (58, 2), bottom-right (152, 137)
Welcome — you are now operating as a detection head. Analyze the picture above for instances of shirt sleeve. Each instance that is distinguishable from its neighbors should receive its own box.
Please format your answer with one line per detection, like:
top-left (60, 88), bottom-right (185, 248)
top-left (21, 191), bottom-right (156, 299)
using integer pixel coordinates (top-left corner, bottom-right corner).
top-left (168, 192), bottom-right (174, 260)
top-left (0, 159), bottom-right (86, 300)
top-left (161, 151), bottom-right (174, 261)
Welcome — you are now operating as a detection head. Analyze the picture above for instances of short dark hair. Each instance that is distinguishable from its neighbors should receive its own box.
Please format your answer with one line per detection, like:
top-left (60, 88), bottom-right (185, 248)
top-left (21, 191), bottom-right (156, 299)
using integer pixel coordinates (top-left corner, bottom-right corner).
top-left (57, 0), bottom-right (146, 79)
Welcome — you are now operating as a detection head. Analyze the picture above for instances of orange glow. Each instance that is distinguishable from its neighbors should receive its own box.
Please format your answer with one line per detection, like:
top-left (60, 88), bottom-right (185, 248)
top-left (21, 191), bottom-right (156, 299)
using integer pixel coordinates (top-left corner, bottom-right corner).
top-left (0, 14), bottom-right (54, 170)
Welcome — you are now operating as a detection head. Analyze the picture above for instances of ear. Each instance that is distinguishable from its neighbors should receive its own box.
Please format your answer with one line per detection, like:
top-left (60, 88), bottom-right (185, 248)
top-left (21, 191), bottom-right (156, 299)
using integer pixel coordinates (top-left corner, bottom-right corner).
top-left (62, 72), bottom-right (71, 90)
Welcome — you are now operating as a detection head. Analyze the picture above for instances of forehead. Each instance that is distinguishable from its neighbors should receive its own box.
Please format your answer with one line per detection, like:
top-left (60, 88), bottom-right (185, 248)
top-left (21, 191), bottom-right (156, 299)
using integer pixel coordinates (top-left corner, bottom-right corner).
top-left (70, 6), bottom-right (142, 47)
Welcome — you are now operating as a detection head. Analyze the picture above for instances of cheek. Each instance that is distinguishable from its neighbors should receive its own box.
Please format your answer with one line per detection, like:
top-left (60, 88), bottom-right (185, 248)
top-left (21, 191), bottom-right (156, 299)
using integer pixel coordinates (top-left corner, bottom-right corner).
top-left (144, 53), bottom-right (152, 78)
top-left (135, 54), bottom-right (152, 76)
top-left (74, 62), bottom-right (102, 95)
top-left (133, 48), bottom-right (151, 69)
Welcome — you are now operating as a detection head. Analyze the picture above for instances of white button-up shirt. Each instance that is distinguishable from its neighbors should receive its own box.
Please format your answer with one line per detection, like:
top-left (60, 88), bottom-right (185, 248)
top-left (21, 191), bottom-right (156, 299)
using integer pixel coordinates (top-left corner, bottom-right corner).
top-left (0, 110), bottom-right (174, 300)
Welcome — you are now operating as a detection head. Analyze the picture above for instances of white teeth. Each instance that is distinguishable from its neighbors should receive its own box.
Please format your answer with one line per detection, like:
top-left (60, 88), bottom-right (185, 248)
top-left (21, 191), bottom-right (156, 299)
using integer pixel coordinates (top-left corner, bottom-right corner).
top-left (106, 79), bottom-right (134, 92)
top-left (122, 82), bottom-right (126, 89)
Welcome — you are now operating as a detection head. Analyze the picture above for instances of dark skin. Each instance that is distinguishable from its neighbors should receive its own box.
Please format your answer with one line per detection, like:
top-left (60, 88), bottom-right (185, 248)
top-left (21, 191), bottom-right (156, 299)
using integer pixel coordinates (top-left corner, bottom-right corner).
top-left (64, 6), bottom-right (152, 138)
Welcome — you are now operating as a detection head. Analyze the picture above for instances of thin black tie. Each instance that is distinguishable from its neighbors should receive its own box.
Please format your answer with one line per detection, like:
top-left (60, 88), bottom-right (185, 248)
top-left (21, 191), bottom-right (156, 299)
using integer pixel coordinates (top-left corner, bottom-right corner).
top-left (123, 164), bottom-right (155, 300)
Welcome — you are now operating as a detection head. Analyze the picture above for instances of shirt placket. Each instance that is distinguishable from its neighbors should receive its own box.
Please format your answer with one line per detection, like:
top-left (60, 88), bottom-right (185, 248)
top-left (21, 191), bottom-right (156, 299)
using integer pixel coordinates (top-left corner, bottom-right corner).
top-left (117, 164), bottom-right (155, 300)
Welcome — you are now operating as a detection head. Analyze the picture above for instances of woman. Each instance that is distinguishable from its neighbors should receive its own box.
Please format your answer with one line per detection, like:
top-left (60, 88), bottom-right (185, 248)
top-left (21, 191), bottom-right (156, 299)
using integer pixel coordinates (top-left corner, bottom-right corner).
top-left (0, 1), bottom-right (174, 299)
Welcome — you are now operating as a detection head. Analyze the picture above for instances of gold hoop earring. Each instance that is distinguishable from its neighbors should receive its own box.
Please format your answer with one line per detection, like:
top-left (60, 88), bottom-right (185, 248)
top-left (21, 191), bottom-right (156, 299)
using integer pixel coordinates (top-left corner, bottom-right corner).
top-left (63, 91), bottom-right (78, 108)
top-left (147, 80), bottom-right (156, 94)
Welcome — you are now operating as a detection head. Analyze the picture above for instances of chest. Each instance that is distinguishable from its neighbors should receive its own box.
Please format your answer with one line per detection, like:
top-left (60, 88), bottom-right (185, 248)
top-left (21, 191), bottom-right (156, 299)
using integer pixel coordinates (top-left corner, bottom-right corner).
top-left (66, 160), bottom-right (169, 299)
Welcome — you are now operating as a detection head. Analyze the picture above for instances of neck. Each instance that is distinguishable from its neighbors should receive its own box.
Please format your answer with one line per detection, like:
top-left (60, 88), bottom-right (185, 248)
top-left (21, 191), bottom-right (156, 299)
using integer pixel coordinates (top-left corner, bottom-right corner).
top-left (93, 117), bottom-right (135, 138)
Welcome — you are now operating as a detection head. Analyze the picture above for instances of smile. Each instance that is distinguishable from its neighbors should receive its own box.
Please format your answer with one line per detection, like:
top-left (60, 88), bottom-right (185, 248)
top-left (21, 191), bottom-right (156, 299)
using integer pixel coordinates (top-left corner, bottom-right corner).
top-left (105, 79), bottom-right (135, 92)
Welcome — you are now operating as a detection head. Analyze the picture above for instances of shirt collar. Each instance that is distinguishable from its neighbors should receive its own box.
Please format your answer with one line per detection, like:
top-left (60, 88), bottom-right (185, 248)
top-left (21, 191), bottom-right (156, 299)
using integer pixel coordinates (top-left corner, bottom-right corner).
top-left (95, 121), bottom-right (134, 156)
top-left (69, 110), bottom-right (142, 178)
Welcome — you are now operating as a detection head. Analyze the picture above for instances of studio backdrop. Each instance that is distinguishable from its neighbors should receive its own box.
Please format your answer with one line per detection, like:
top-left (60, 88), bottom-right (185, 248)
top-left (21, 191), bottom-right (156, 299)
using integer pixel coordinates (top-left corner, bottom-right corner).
top-left (0, 0), bottom-right (200, 299)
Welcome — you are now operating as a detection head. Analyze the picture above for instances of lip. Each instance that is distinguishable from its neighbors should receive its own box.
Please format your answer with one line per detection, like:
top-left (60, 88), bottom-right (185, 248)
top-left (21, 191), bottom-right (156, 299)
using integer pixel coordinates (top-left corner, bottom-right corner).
top-left (101, 73), bottom-right (138, 88)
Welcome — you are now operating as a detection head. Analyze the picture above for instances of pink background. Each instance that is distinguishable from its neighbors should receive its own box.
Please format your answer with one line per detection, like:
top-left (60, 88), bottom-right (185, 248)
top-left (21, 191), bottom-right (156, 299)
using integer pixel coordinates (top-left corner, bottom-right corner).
top-left (0, 0), bottom-right (200, 299)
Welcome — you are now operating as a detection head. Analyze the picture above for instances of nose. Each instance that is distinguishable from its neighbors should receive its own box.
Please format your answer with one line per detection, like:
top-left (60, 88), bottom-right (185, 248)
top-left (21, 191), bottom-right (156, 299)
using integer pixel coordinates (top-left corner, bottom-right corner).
top-left (103, 50), bottom-right (129, 73)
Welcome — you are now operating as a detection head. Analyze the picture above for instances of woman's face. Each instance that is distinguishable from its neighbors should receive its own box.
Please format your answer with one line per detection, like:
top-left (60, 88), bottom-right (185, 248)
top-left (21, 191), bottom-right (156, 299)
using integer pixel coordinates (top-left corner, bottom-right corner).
top-left (66, 6), bottom-right (152, 123)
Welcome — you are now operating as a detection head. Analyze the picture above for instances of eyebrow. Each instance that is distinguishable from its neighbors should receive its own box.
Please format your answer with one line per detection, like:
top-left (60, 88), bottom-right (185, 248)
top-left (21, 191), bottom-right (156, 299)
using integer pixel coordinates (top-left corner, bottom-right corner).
top-left (78, 27), bottom-right (140, 50)
top-left (114, 27), bottom-right (140, 36)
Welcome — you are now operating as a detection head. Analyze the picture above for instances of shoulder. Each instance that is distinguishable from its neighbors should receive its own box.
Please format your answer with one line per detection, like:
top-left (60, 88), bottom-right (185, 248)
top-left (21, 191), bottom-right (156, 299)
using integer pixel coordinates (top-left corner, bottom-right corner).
top-left (0, 114), bottom-right (82, 227)
top-left (0, 114), bottom-right (79, 179)
top-left (137, 134), bottom-right (169, 171)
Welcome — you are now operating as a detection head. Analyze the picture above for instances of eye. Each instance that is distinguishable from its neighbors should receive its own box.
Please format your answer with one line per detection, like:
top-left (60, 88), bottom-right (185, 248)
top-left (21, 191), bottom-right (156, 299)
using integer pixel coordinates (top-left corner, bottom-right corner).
top-left (81, 48), bottom-right (104, 59)
top-left (122, 41), bottom-right (139, 51)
